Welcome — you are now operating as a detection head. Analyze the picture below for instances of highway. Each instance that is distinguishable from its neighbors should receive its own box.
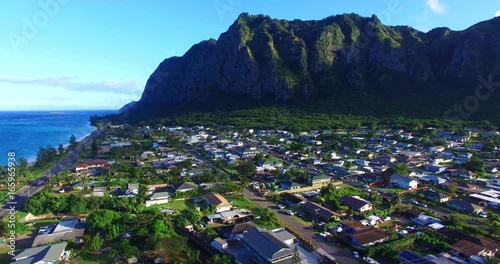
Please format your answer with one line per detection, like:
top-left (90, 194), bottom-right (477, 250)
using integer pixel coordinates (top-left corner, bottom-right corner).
top-left (0, 128), bottom-right (104, 218)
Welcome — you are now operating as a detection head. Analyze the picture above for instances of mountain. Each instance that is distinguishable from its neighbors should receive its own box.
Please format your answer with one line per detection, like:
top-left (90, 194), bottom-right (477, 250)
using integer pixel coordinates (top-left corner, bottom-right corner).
top-left (125, 13), bottom-right (500, 121)
top-left (119, 101), bottom-right (137, 113)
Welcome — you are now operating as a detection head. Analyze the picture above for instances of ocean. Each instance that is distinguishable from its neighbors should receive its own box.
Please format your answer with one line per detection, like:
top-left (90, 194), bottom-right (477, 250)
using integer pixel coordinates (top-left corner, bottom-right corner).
top-left (0, 110), bottom-right (116, 165)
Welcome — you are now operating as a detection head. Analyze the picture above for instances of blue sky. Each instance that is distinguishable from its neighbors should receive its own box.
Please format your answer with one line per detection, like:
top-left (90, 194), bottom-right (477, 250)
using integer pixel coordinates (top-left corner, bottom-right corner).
top-left (1, 0), bottom-right (499, 110)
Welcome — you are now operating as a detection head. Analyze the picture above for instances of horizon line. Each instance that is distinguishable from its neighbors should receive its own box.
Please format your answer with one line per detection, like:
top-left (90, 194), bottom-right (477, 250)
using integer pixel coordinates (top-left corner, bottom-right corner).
top-left (0, 109), bottom-right (118, 112)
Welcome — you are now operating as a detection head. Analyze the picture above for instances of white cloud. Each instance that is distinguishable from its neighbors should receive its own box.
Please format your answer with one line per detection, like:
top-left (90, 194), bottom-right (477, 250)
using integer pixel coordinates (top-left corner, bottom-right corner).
top-left (426, 0), bottom-right (446, 13)
top-left (495, 10), bottom-right (500, 17)
top-left (0, 76), bottom-right (142, 94)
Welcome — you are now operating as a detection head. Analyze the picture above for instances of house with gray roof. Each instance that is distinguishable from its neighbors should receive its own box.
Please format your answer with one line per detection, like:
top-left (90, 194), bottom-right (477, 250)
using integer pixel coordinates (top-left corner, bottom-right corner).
top-left (391, 174), bottom-right (418, 190)
top-left (32, 219), bottom-right (85, 247)
top-left (12, 242), bottom-right (69, 264)
top-left (175, 182), bottom-right (197, 193)
top-left (242, 228), bottom-right (298, 263)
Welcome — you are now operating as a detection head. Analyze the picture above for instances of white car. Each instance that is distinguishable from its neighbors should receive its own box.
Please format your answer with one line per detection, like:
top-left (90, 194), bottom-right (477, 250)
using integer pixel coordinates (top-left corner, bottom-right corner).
top-left (277, 204), bottom-right (285, 209)
top-left (319, 232), bottom-right (331, 237)
top-left (479, 213), bottom-right (488, 218)
top-left (285, 210), bottom-right (294, 215)
top-left (363, 257), bottom-right (379, 264)
top-left (353, 251), bottom-right (360, 258)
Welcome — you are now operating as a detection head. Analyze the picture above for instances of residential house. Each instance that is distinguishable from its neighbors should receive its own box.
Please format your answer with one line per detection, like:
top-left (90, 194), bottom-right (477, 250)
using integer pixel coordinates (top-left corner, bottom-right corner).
top-left (302, 201), bottom-right (340, 222)
top-left (391, 174), bottom-right (418, 190)
top-left (359, 174), bottom-right (384, 185)
top-left (344, 227), bottom-right (391, 247)
top-left (74, 159), bottom-right (109, 174)
top-left (280, 180), bottom-right (301, 191)
top-left (469, 193), bottom-right (500, 207)
top-left (447, 200), bottom-right (484, 215)
top-left (175, 182), bottom-right (198, 193)
top-left (429, 146), bottom-right (446, 153)
top-left (309, 174), bottom-right (331, 186)
top-left (126, 183), bottom-right (139, 195)
top-left (342, 220), bottom-right (368, 233)
top-left (423, 164), bottom-right (446, 173)
top-left (281, 193), bottom-right (306, 208)
top-left (32, 219), bottom-right (85, 247)
top-left (456, 181), bottom-right (477, 192)
top-left (451, 238), bottom-right (500, 259)
top-left (205, 209), bottom-right (254, 224)
top-left (145, 192), bottom-right (171, 207)
top-left (420, 175), bottom-right (446, 186)
top-left (340, 196), bottom-right (373, 213)
top-left (219, 221), bottom-right (257, 241)
top-left (260, 159), bottom-right (283, 169)
top-left (354, 159), bottom-right (369, 166)
top-left (421, 189), bottom-right (450, 203)
top-left (92, 187), bottom-right (107, 197)
top-left (205, 192), bottom-right (232, 213)
top-left (406, 209), bottom-right (425, 219)
top-left (211, 237), bottom-right (228, 253)
top-left (242, 228), bottom-right (297, 264)
top-left (12, 242), bottom-right (69, 264)
top-left (233, 146), bottom-right (260, 158)
top-left (412, 215), bottom-right (442, 227)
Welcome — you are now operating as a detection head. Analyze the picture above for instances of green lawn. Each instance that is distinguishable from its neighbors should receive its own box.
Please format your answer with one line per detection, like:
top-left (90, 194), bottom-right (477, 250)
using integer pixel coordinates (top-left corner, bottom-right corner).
top-left (225, 196), bottom-right (253, 209)
top-left (165, 199), bottom-right (196, 211)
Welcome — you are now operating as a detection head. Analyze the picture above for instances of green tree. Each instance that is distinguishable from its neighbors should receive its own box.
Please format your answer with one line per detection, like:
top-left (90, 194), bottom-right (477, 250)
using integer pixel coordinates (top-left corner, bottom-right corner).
top-left (449, 214), bottom-right (466, 227)
top-left (86, 235), bottom-right (104, 252)
top-left (119, 239), bottom-right (140, 259)
top-left (154, 236), bottom-right (190, 263)
top-left (464, 156), bottom-right (485, 173)
top-left (152, 219), bottom-right (167, 235)
top-left (86, 210), bottom-right (122, 239)
top-left (69, 134), bottom-right (77, 149)
top-left (382, 163), bottom-right (409, 182)
top-left (236, 160), bottom-right (256, 178)
top-left (448, 182), bottom-right (458, 197)
top-left (208, 254), bottom-right (232, 264)
top-left (204, 228), bottom-right (218, 242)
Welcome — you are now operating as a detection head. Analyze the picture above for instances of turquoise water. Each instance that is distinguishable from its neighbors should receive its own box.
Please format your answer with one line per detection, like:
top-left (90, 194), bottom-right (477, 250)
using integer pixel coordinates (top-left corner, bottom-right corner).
top-left (0, 110), bottom-right (116, 165)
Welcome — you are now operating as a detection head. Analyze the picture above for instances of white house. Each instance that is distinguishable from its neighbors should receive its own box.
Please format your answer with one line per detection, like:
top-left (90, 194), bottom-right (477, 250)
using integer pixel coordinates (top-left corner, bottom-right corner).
top-left (391, 174), bottom-right (418, 190)
top-left (211, 238), bottom-right (228, 253)
top-left (145, 192), bottom-right (171, 207)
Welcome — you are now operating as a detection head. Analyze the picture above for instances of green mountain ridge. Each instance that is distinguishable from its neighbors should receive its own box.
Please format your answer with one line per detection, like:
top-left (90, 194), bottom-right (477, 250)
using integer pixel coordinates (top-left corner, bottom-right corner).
top-left (123, 13), bottom-right (500, 122)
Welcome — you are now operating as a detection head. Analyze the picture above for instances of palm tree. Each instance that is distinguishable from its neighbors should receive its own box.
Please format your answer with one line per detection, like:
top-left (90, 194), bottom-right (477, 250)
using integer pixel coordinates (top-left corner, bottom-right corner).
top-left (394, 191), bottom-right (402, 208)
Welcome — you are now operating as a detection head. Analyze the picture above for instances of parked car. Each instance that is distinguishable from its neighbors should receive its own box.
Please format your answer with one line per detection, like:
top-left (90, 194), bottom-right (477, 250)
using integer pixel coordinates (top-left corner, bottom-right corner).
top-left (363, 257), bottom-right (379, 264)
top-left (479, 212), bottom-right (488, 218)
top-left (285, 210), bottom-right (294, 215)
top-left (319, 232), bottom-right (331, 238)
top-left (277, 204), bottom-right (285, 209)
top-left (353, 251), bottom-right (360, 258)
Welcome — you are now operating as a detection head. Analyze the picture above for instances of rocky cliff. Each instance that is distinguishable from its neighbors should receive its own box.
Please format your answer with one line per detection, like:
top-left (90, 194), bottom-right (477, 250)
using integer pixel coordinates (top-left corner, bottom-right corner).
top-left (131, 13), bottom-right (500, 119)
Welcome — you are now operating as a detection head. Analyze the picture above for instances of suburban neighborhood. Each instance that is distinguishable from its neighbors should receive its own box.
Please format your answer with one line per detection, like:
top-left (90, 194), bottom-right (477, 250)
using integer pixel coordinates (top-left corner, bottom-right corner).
top-left (1, 124), bottom-right (500, 264)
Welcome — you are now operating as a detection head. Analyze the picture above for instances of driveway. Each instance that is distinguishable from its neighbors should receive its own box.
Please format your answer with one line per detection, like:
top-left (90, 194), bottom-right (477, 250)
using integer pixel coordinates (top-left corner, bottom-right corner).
top-left (244, 188), bottom-right (359, 264)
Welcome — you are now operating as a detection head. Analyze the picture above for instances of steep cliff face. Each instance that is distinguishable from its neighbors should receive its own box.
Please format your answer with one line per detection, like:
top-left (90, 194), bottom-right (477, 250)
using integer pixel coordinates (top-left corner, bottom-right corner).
top-left (135, 13), bottom-right (500, 114)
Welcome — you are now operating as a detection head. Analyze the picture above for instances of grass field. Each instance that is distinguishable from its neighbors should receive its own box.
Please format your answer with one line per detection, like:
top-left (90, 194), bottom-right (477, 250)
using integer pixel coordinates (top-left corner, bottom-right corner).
top-left (165, 199), bottom-right (196, 211)
top-left (225, 195), bottom-right (253, 209)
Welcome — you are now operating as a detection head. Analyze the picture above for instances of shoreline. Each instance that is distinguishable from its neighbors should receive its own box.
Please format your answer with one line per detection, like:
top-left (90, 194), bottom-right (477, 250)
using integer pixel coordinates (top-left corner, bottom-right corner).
top-left (26, 126), bottom-right (99, 167)
top-left (1, 110), bottom-right (114, 166)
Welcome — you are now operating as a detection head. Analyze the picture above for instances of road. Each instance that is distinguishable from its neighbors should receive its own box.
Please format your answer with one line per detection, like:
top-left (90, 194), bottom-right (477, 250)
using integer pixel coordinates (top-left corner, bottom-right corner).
top-left (0, 128), bottom-right (104, 218)
top-left (244, 188), bottom-right (359, 264)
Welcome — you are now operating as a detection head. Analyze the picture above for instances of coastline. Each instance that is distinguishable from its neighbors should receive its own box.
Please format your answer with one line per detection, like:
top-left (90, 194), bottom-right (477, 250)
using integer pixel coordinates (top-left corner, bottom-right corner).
top-left (0, 110), bottom-right (113, 166)
top-left (26, 125), bottom-right (99, 167)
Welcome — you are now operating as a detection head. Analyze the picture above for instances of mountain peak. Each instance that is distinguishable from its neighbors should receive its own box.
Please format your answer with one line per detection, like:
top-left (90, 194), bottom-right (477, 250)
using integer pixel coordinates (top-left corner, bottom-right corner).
top-left (125, 13), bottom-right (500, 122)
